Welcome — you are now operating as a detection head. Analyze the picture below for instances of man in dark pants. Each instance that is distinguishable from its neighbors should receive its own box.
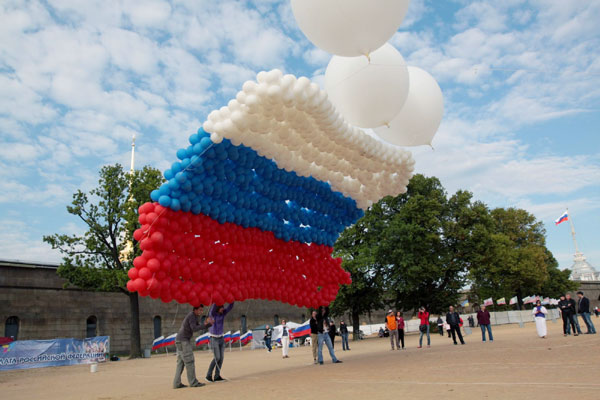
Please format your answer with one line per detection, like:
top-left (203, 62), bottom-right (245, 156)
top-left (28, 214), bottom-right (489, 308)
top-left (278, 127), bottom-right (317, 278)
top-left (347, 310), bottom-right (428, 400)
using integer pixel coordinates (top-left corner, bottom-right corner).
top-left (566, 294), bottom-right (583, 335)
top-left (173, 305), bottom-right (213, 389)
top-left (558, 295), bottom-right (576, 336)
top-left (328, 320), bottom-right (337, 349)
top-left (446, 306), bottom-right (465, 345)
top-left (577, 291), bottom-right (597, 334)
top-left (339, 321), bottom-right (350, 351)
top-left (263, 325), bottom-right (273, 352)
top-left (206, 303), bottom-right (234, 382)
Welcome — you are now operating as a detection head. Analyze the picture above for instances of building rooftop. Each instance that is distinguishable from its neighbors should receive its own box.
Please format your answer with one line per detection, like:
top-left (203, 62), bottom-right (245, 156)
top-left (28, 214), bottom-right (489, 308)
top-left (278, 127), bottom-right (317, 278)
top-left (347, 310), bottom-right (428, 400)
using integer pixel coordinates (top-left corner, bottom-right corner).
top-left (570, 252), bottom-right (600, 281)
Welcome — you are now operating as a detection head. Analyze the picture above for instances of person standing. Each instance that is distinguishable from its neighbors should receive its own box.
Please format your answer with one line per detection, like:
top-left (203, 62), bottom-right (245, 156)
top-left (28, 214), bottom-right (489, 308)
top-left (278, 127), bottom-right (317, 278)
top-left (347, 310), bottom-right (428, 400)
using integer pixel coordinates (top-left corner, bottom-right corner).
top-left (206, 303), bottom-right (234, 382)
top-left (576, 291), bottom-right (597, 334)
top-left (309, 310), bottom-right (319, 364)
top-left (468, 315), bottom-right (475, 328)
top-left (385, 310), bottom-right (399, 350)
top-left (594, 306), bottom-right (599, 318)
top-left (558, 295), bottom-right (576, 336)
top-left (263, 325), bottom-right (273, 352)
top-left (533, 300), bottom-right (548, 338)
top-left (446, 306), bottom-right (465, 345)
top-left (417, 307), bottom-right (430, 348)
top-left (173, 305), bottom-right (214, 389)
top-left (328, 320), bottom-right (337, 348)
top-left (396, 311), bottom-right (405, 350)
top-left (476, 305), bottom-right (493, 342)
top-left (566, 293), bottom-right (583, 335)
top-left (339, 321), bottom-right (350, 351)
top-left (281, 319), bottom-right (291, 358)
top-left (316, 306), bottom-right (342, 364)
top-left (437, 316), bottom-right (444, 336)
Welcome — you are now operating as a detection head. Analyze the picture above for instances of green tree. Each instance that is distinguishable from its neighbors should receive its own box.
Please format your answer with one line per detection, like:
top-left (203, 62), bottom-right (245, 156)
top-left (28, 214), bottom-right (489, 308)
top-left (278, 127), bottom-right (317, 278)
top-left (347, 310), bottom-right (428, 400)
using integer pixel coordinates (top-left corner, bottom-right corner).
top-left (43, 164), bottom-right (164, 357)
top-left (333, 174), bottom-right (489, 318)
top-left (374, 175), bottom-right (490, 313)
top-left (468, 208), bottom-right (575, 308)
top-left (331, 212), bottom-right (386, 339)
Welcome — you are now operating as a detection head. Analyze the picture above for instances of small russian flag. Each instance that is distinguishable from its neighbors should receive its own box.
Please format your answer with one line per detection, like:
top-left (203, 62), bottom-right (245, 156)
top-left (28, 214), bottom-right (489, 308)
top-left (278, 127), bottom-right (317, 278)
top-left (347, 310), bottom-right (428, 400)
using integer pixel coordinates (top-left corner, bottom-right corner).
top-left (224, 331), bottom-right (232, 344)
top-left (291, 321), bottom-right (311, 339)
top-left (153, 333), bottom-right (176, 350)
top-left (195, 332), bottom-right (210, 346)
top-left (231, 331), bottom-right (241, 343)
top-left (240, 331), bottom-right (253, 345)
top-left (151, 335), bottom-right (165, 351)
top-left (555, 211), bottom-right (568, 225)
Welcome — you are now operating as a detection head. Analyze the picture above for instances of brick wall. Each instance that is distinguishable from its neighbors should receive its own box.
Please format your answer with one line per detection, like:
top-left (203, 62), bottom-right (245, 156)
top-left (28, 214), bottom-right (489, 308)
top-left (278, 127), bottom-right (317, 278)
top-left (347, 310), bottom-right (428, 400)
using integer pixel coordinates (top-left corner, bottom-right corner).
top-left (0, 263), bottom-right (306, 353)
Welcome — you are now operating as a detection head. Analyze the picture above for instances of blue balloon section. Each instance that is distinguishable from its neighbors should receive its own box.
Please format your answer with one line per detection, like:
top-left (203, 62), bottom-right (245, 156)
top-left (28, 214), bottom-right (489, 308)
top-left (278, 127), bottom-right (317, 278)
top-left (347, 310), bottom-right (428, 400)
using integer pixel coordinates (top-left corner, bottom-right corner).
top-left (150, 129), bottom-right (363, 246)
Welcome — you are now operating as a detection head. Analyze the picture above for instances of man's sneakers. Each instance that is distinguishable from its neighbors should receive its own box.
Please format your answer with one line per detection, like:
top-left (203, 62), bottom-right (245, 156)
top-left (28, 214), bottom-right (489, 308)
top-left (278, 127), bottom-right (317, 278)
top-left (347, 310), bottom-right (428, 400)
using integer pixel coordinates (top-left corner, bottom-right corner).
top-left (173, 383), bottom-right (187, 389)
top-left (191, 382), bottom-right (205, 387)
top-left (333, 360), bottom-right (343, 363)
top-left (214, 376), bottom-right (226, 382)
top-left (205, 376), bottom-right (213, 382)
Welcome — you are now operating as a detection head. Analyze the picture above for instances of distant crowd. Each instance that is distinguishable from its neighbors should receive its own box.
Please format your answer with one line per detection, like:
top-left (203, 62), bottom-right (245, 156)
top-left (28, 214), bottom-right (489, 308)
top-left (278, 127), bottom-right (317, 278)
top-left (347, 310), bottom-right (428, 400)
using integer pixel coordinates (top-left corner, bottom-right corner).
top-left (170, 291), bottom-right (596, 389)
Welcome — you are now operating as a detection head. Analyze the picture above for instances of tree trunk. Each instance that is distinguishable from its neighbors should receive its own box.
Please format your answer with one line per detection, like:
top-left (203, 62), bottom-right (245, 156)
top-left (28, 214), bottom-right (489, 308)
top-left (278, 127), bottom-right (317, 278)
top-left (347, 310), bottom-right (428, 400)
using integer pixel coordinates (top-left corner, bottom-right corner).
top-left (128, 292), bottom-right (142, 358)
top-left (351, 310), bottom-right (360, 341)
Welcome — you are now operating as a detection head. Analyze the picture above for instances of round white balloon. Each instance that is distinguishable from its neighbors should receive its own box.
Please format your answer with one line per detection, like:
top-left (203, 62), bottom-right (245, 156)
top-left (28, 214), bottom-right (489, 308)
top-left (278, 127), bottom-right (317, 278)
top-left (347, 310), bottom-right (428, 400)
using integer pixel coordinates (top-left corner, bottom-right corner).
top-left (291, 0), bottom-right (410, 57)
top-left (373, 66), bottom-right (444, 146)
top-left (325, 44), bottom-right (409, 128)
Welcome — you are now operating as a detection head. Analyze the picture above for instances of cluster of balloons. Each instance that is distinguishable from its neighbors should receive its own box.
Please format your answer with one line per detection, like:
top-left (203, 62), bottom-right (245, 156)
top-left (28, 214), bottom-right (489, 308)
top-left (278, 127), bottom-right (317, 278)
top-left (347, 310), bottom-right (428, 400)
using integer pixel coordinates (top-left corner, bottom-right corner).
top-left (128, 202), bottom-right (349, 308)
top-left (127, 1), bottom-right (445, 309)
top-left (150, 129), bottom-right (363, 246)
top-left (291, 0), bottom-right (444, 146)
top-left (203, 69), bottom-right (415, 209)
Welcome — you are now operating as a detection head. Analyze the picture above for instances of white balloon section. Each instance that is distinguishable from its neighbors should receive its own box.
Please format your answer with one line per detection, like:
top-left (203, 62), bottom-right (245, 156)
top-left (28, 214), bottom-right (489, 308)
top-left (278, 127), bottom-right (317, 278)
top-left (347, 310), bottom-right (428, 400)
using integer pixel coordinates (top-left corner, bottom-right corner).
top-left (202, 69), bottom-right (415, 210)
top-left (291, 0), bottom-right (444, 146)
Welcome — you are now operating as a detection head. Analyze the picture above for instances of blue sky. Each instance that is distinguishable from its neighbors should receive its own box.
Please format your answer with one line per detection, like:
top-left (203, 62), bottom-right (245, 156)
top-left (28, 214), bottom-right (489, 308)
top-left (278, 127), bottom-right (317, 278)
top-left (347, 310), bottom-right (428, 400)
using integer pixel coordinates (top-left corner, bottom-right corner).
top-left (0, 0), bottom-right (599, 272)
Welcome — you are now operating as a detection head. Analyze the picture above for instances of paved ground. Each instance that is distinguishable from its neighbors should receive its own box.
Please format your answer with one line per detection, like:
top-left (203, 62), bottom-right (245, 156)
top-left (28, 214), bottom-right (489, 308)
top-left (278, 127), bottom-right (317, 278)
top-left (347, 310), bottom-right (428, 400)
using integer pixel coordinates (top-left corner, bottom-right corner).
top-left (1, 320), bottom-right (599, 400)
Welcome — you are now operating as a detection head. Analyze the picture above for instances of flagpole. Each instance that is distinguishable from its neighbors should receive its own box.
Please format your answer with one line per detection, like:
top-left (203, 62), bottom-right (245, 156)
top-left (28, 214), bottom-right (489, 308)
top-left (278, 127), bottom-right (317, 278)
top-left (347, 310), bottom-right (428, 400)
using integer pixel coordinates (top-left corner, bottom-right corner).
top-left (567, 208), bottom-right (580, 254)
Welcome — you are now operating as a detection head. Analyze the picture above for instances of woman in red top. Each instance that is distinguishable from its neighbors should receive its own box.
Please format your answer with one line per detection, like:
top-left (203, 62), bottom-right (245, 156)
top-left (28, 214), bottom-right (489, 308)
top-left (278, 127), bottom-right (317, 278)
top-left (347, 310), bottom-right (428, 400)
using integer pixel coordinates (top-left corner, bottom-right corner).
top-left (395, 311), bottom-right (405, 350)
top-left (418, 307), bottom-right (430, 348)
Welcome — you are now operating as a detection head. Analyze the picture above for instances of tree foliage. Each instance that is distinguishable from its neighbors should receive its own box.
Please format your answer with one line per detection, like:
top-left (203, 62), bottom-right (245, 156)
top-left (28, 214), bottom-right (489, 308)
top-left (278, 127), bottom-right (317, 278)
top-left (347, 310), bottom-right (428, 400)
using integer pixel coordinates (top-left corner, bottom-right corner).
top-left (43, 164), bottom-right (164, 356)
top-left (333, 174), bottom-right (574, 321)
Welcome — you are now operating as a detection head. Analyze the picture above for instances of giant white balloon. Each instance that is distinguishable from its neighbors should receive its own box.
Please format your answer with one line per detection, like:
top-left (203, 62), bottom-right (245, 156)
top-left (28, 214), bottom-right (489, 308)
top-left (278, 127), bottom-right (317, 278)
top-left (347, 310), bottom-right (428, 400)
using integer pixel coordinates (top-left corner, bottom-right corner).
top-left (325, 43), bottom-right (409, 128)
top-left (374, 66), bottom-right (444, 146)
top-left (291, 0), bottom-right (411, 57)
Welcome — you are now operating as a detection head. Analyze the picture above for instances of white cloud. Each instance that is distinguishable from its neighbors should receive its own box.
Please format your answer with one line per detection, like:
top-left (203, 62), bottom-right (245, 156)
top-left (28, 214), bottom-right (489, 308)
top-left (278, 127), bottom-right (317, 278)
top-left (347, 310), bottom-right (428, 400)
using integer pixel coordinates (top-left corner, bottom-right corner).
top-left (0, 219), bottom-right (61, 263)
top-left (101, 28), bottom-right (159, 75)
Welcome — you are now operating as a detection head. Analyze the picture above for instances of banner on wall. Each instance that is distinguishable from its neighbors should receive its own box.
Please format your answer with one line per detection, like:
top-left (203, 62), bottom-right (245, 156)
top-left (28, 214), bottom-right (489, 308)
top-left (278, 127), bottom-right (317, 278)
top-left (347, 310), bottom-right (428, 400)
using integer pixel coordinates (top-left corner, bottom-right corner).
top-left (0, 336), bottom-right (110, 370)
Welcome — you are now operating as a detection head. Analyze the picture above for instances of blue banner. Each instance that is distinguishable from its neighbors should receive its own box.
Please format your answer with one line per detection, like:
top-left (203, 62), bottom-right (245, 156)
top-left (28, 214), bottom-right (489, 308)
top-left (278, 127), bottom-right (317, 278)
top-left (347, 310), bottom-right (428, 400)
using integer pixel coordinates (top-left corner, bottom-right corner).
top-left (0, 336), bottom-right (110, 370)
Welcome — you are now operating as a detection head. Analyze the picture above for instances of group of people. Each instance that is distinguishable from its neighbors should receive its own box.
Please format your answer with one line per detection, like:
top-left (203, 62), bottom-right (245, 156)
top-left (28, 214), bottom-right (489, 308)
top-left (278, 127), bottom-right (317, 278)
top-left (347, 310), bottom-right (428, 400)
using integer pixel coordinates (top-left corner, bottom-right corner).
top-left (383, 305), bottom-right (473, 350)
top-left (261, 311), bottom-right (351, 361)
top-left (172, 292), bottom-right (597, 389)
top-left (173, 302), bottom-right (234, 389)
top-left (524, 291), bottom-right (596, 339)
top-left (308, 307), bottom-right (345, 364)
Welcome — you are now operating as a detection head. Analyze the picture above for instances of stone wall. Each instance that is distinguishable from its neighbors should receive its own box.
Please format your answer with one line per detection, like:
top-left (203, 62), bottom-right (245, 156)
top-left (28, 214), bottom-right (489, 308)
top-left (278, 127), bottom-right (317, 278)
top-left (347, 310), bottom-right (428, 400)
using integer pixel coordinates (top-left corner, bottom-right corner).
top-left (0, 262), bottom-right (306, 353)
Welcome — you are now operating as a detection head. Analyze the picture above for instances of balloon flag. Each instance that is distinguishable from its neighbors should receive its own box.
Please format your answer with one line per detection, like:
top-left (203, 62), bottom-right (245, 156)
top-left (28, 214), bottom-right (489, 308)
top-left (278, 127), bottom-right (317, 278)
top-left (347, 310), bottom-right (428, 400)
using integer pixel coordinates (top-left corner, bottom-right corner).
top-left (128, 70), bottom-right (416, 309)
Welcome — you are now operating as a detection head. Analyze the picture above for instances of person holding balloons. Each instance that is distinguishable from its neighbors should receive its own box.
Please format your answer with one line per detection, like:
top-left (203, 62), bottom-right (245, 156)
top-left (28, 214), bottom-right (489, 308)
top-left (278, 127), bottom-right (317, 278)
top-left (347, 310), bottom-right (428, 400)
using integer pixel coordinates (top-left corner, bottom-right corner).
top-left (173, 305), bottom-right (213, 389)
top-left (206, 303), bottom-right (234, 382)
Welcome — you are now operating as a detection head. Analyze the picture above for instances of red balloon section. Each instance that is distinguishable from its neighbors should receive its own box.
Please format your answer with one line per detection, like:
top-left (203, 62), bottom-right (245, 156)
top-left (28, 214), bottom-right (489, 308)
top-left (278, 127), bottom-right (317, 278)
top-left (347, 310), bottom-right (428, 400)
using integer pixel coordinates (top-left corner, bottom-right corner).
top-left (127, 202), bottom-right (351, 308)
